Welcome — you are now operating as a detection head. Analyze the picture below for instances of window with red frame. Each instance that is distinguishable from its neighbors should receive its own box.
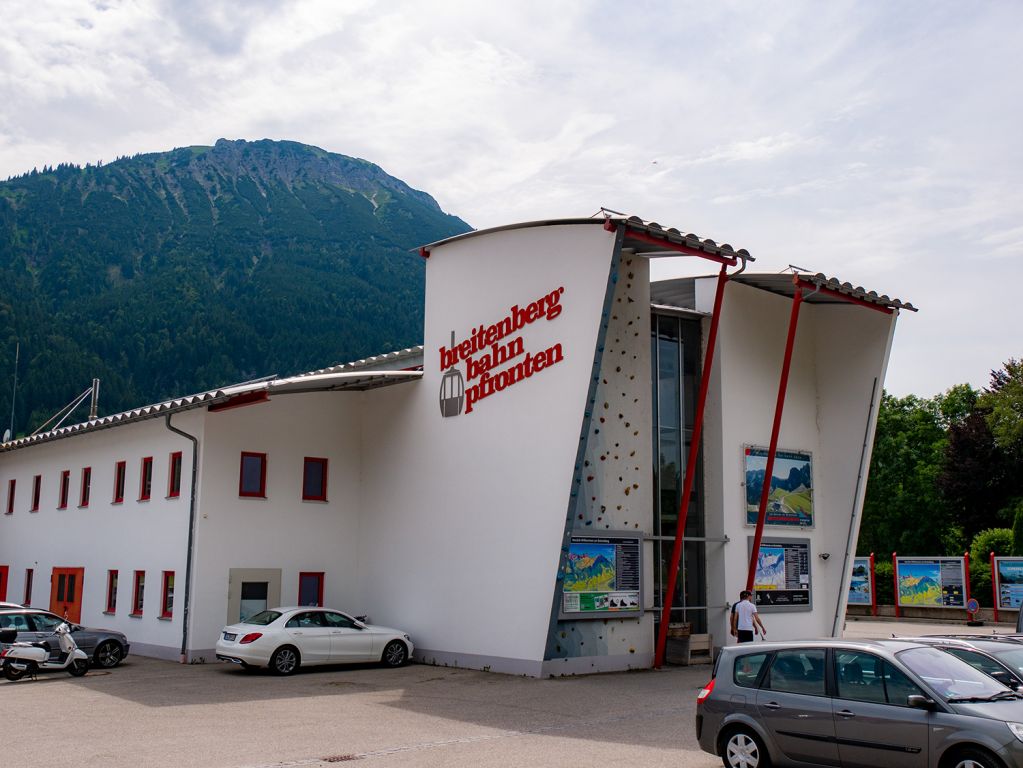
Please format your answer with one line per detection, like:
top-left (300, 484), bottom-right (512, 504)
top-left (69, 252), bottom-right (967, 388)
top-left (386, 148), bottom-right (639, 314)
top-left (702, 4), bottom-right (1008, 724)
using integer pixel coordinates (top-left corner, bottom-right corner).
top-left (131, 571), bottom-right (145, 615)
top-left (24, 568), bottom-right (33, 605)
top-left (106, 570), bottom-right (118, 613)
top-left (5, 478), bottom-right (13, 515)
top-left (168, 452), bottom-right (182, 498)
top-left (58, 470), bottom-right (70, 509)
top-left (161, 571), bottom-right (174, 618)
top-left (239, 452), bottom-right (267, 498)
top-left (298, 572), bottom-right (324, 606)
top-left (139, 457), bottom-right (153, 501)
top-left (80, 467), bottom-right (91, 508)
top-left (31, 475), bottom-right (40, 512)
top-left (302, 457), bottom-right (328, 501)
top-left (113, 460), bottom-right (126, 503)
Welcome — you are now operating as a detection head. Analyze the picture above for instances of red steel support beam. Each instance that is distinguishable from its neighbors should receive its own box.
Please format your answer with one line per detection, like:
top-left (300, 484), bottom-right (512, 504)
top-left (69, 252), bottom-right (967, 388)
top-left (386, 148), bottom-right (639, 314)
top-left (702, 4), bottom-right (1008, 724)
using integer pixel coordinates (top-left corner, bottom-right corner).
top-left (964, 551), bottom-right (973, 621)
top-left (654, 263), bottom-right (730, 668)
top-left (603, 220), bottom-right (738, 267)
top-left (869, 552), bottom-right (877, 617)
top-left (746, 284), bottom-right (804, 593)
top-left (893, 552), bottom-right (901, 618)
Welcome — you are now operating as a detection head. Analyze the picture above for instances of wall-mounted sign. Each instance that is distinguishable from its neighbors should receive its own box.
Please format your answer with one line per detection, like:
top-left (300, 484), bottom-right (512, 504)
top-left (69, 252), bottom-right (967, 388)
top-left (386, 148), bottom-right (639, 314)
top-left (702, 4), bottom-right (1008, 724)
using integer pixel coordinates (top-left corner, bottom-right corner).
top-left (743, 446), bottom-right (814, 527)
top-left (747, 536), bottom-right (812, 612)
top-left (848, 557), bottom-right (873, 605)
top-left (559, 533), bottom-right (642, 619)
top-left (895, 557), bottom-right (966, 608)
top-left (438, 287), bottom-right (566, 417)
top-left (995, 558), bottom-right (1023, 609)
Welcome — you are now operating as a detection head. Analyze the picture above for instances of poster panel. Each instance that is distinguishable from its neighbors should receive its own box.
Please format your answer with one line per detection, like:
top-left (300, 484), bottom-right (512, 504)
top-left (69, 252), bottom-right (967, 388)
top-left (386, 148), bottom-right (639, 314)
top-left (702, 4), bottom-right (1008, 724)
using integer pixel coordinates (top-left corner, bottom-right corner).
top-left (896, 557), bottom-right (966, 608)
top-left (995, 558), bottom-right (1023, 609)
top-left (559, 533), bottom-right (642, 619)
top-left (848, 557), bottom-right (872, 605)
top-left (746, 536), bottom-right (812, 612)
top-left (743, 445), bottom-right (814, 527)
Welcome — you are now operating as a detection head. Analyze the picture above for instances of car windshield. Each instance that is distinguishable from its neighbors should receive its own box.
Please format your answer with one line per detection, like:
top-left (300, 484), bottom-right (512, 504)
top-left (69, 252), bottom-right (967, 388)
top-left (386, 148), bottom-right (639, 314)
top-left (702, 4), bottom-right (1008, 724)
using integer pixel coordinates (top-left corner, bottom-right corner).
top-left (984, 646), bottom-right (1023, 676)
top-left (242, 611), bottom-right (282, 626)
top-left (898, 646), bottom-right (1009, 701)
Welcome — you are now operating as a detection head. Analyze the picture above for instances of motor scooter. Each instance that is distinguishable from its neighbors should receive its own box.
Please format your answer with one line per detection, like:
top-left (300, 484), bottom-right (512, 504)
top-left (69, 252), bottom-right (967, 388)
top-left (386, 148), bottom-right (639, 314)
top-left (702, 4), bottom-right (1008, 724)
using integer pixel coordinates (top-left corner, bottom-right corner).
top-left (0, 621), bottom-right (90, 681)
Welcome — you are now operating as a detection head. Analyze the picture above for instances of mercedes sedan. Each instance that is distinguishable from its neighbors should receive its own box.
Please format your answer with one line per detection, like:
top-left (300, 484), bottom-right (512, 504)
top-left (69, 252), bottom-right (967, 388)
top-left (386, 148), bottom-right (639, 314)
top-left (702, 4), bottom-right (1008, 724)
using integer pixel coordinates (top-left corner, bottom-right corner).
top-left (215, 607), bottom-right (413, 675)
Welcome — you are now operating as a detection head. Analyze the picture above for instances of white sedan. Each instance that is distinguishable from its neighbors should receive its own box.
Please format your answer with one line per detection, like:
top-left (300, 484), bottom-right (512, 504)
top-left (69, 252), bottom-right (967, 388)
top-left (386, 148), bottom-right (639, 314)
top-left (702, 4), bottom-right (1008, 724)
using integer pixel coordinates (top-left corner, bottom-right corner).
top-left (215, 607), bottom-right (413, 675)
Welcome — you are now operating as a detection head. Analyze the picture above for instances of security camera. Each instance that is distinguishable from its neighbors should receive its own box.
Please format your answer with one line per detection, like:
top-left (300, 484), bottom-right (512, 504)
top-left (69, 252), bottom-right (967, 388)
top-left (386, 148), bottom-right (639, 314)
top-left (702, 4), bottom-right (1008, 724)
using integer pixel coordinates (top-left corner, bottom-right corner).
top-left (819, 552), bottom-right (830, 560)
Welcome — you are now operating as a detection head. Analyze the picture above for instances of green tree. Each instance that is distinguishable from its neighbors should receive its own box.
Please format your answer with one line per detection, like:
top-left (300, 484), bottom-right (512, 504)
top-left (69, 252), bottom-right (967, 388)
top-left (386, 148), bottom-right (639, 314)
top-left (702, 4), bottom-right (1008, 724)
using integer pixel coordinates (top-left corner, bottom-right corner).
top-left (981, 359), bottom-right (1023, 450)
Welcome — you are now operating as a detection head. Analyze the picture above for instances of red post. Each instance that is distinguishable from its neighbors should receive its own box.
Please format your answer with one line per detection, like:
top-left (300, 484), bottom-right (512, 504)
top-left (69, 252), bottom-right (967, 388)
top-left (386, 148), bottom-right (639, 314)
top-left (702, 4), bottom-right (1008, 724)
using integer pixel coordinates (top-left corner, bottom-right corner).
top-left (964, 552), bottom-right (973, 622)
top-left (869, 552), bottom-right (877, 617)
top-left (746, 283), bottom-right (804, 593)
top-left (893, 552), bottom-right (900, 618)
top-left (654, 264), bottom-right (730, 668)
top-left (991, 551), bottom-right (1000, 624)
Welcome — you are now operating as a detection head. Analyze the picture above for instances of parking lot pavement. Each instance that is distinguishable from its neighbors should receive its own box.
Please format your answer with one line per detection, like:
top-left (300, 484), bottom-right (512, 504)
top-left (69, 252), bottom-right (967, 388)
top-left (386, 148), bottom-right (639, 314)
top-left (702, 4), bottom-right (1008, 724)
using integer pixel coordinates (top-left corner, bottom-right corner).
top-left (0, 657), bottom-right (721, 768)
top-left (843, 615), bottom-right (1018, 640)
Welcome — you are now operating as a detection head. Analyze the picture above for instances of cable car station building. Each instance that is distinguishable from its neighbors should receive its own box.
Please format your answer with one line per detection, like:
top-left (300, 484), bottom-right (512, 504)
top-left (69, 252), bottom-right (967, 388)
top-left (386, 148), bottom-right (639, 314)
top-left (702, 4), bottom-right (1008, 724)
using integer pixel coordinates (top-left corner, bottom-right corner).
top-left (0, 215), bottom-right (913, 675)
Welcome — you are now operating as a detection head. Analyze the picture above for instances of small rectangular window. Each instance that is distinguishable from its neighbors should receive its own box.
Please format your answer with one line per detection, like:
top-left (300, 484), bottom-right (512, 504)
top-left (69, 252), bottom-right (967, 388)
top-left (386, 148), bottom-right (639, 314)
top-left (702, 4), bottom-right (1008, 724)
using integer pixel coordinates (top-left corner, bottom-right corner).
top-left (113, 460), bottom-right (126, 503)
top-left (161, 571), bottom-right (174, 618)
top-left (239, 452), bottom-right (267, 498)
top-left (298, 572), bottom-right (324, 606)
top-left (733, 652), bottom-right (770, 688)
top-left (80, 467), bottom-right (91, 508)
top-left (58, 470), bottom-right (70, 509)
top-left (302, 457), bottom-right (328, 501)
top-left (131, 571), bottom-right (145, 615)
top-left (139, 457), bottom-right (153, 501)
top-left (5, 478), bottom-right (13, 515)
top-left (106, 570), bottom-right (118, 613)
top-left (24, 568), bottom-right (33, 605)
top-left (31, 475), bottom-right (40, 512)
top-left (168, 452), bottom-right (183, 498)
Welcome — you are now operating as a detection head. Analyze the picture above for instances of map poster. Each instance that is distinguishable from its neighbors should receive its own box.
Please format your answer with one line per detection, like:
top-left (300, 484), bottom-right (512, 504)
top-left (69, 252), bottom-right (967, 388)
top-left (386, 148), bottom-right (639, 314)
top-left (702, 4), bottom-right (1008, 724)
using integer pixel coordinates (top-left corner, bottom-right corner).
top-left (848, 557), bottom-right (872, 605)
top-left (560, 533), bottom-right (642, 619)
top-left (895, 557), bottom-right (966, 608)
top-left (995, 558), bottom-right (1023, 609)
top-left (747, 537), bottom-right (812, 612)
top-left (743, 446), bottom-right (814, 527)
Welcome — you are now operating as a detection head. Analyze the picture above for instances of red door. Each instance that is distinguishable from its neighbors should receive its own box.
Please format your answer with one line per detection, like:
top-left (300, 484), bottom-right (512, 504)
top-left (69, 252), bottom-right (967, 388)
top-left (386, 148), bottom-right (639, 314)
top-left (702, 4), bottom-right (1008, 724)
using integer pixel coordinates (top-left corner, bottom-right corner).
top-left (0, 565), bottom-right (8, 601)
top-left (49, 567), bottom-right (84, 623)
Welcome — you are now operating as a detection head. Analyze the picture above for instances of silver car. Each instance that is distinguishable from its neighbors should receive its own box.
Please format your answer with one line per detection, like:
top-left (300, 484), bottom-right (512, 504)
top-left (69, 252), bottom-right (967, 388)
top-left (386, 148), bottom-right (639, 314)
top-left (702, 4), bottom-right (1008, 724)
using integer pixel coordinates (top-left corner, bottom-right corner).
top-left (0, 608), bottom-right (129, 669)
top-left (697, 638), bottom-right (1023, 768)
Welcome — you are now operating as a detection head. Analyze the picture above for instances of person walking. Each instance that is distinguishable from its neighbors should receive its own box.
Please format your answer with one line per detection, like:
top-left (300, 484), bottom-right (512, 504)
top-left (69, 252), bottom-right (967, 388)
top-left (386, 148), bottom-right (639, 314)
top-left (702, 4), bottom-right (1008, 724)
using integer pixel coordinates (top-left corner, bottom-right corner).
top-left (731, 590), bottom-right (766, 644)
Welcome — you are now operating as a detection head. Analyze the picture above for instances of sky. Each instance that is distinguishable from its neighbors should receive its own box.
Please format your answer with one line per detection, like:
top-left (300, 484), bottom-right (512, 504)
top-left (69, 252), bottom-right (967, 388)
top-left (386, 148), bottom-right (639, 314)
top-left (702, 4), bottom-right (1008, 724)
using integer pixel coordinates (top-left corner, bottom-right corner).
top-left (1, 0), bottom-right (1020, 398)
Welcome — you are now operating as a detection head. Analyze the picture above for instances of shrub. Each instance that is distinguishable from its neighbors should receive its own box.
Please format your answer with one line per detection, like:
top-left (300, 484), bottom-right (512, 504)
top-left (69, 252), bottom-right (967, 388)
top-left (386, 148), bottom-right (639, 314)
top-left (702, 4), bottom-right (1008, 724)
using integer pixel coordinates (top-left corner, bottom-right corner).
top-left (873, 560), bottom-right (894, 605)
top-left (970, 528), bottom-right (1013, 563)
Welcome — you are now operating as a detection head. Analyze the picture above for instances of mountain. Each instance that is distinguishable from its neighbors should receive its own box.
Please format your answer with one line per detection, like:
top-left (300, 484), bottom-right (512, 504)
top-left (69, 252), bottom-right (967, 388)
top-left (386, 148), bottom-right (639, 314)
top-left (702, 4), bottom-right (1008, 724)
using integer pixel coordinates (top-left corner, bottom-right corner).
top-left (0, 139), bottom-right (471, 435)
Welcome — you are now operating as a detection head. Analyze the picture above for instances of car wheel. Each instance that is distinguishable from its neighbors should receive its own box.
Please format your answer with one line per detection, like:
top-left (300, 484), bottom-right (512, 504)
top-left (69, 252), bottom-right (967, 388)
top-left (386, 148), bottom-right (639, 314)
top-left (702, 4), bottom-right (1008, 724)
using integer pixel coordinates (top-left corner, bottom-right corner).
top-left (381, 640), bottom-right (408, 668)
top-left (68, 659), bottom-right (89, 677)
top-left (721, 726), bottom-right (770, 768)
top-left (94, 640), bottom-right (123, 669)
top-left (948, 747), bottom-right (1005, 768)
top-left (270, 646), bottom-right (300, 676)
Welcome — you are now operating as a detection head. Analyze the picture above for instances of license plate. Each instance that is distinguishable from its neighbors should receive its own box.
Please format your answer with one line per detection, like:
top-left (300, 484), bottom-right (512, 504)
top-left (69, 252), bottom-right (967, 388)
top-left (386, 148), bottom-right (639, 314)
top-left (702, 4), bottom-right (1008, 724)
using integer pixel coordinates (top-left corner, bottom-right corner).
top-left (223, 632), bottom-right (237, 641)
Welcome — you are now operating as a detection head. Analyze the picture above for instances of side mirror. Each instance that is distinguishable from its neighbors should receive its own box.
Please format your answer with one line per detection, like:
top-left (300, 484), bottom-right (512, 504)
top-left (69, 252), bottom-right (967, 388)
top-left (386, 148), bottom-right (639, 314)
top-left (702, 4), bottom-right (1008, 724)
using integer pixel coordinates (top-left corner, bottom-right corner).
top-left (907, 694), bottom-right (937, 710)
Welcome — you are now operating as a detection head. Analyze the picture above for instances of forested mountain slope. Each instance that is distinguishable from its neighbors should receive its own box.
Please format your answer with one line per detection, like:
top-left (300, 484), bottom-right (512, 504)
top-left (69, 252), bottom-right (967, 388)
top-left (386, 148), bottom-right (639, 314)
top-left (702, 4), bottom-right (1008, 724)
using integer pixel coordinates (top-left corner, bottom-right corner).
top-left (0, 138), bottom-right (470, 434)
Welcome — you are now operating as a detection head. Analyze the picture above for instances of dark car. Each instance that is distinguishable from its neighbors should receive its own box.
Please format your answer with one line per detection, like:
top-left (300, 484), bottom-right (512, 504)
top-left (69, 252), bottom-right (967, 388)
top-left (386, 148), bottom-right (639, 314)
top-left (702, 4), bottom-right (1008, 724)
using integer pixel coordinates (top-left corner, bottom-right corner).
top-left (697, 638), bottom-right (1023, 768)
top-left (0, 608), bottom-right (129, 668)
top-left (902, 636), bottom-right (1023, 691)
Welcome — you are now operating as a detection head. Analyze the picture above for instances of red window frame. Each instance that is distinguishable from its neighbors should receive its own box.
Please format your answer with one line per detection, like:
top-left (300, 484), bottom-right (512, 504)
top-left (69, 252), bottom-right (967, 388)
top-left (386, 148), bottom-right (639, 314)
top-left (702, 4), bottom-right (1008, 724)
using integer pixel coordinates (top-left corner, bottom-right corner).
top-left (239, 452), bottom-right (267, 498)
top-left (5, 478), bottom-right (13, 515)
top-left (298, 571), bottom-right (324, 606)
top-left (31, 474), bottom-right (40, 512)
top-left (168, 451), bottom-right (183, 498)
top-left (58, 470), bottom-right (70, 509)
top-left (139, 456), bottom-right (153, 501)
top-left (106, 570), bottom-right (118, 613)
top-left (160, 571), bottom-right (174, 618)
top-left (302, 457), bottom-right (328, 501)
top-left (131, 571), bottom-right (145, 616)
top-left (24, 568), bottom-right (33, 606)
top-left (80, 467), bottom-right (91, 508)
top-left (113, 460), bottom-right (126, 503)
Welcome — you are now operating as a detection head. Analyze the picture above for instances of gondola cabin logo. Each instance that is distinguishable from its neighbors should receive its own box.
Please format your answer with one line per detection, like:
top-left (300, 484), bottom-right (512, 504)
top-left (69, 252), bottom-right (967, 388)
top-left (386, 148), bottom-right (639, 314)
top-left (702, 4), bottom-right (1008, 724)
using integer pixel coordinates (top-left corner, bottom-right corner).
top-left (439, 287), bottom-right (565, 417)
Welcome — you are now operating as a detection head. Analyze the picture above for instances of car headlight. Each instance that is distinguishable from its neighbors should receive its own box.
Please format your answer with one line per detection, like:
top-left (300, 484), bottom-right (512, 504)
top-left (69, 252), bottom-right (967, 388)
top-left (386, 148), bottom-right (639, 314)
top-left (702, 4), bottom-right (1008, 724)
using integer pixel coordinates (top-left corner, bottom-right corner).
top-left (1007, 722), bottom-right (1023, 743)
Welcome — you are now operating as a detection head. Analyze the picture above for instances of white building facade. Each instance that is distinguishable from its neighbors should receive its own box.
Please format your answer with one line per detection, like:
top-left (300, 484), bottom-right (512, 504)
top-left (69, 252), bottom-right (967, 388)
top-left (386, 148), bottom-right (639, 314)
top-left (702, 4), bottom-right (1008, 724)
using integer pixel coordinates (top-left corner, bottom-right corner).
top-left (0, 215), bottom-right (912, 674)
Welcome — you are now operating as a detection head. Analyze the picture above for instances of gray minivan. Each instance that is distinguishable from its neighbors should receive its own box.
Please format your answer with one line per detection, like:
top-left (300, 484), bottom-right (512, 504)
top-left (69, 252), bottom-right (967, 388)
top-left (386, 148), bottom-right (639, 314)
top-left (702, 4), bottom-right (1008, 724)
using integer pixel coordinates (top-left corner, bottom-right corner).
top-left (696, 638), bottom-right (1023, 768)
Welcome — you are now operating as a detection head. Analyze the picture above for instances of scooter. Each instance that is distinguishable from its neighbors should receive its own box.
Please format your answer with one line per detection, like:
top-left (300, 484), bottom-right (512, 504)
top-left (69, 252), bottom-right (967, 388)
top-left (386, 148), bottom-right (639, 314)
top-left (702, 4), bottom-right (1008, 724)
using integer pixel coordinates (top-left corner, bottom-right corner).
top-left (0, 621), bottom-right (90, 681)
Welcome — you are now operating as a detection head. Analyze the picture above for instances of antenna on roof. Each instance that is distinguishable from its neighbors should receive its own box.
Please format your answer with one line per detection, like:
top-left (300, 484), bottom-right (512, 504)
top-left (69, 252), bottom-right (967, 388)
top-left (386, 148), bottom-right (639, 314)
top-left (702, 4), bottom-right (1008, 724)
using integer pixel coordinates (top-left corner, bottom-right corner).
top-left (783, 264), bottom-right (812, 274)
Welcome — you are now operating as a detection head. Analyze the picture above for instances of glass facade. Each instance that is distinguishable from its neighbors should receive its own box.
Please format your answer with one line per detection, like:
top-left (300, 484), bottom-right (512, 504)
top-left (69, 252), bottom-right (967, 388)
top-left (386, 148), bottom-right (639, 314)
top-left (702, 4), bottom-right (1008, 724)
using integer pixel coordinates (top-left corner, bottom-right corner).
top-left (651, 313), bottom-right (707, 633)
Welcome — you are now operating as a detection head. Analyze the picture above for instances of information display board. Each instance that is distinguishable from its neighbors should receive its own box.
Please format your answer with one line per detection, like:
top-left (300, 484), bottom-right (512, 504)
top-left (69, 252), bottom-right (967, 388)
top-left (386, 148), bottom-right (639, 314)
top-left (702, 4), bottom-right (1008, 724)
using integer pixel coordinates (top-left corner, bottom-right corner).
top-left (559, 533), bottom-right (642, 619)
top-left (747, 536), bottom-right (812, 612)
top-left (895, 557), bottom-right (966, 608)
top-left (848, 557), bottom-right (873, 605)
top-left (743, 446), bottom-right (814, 528)
top-left (995, 558), bottom-right (1023, 609)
